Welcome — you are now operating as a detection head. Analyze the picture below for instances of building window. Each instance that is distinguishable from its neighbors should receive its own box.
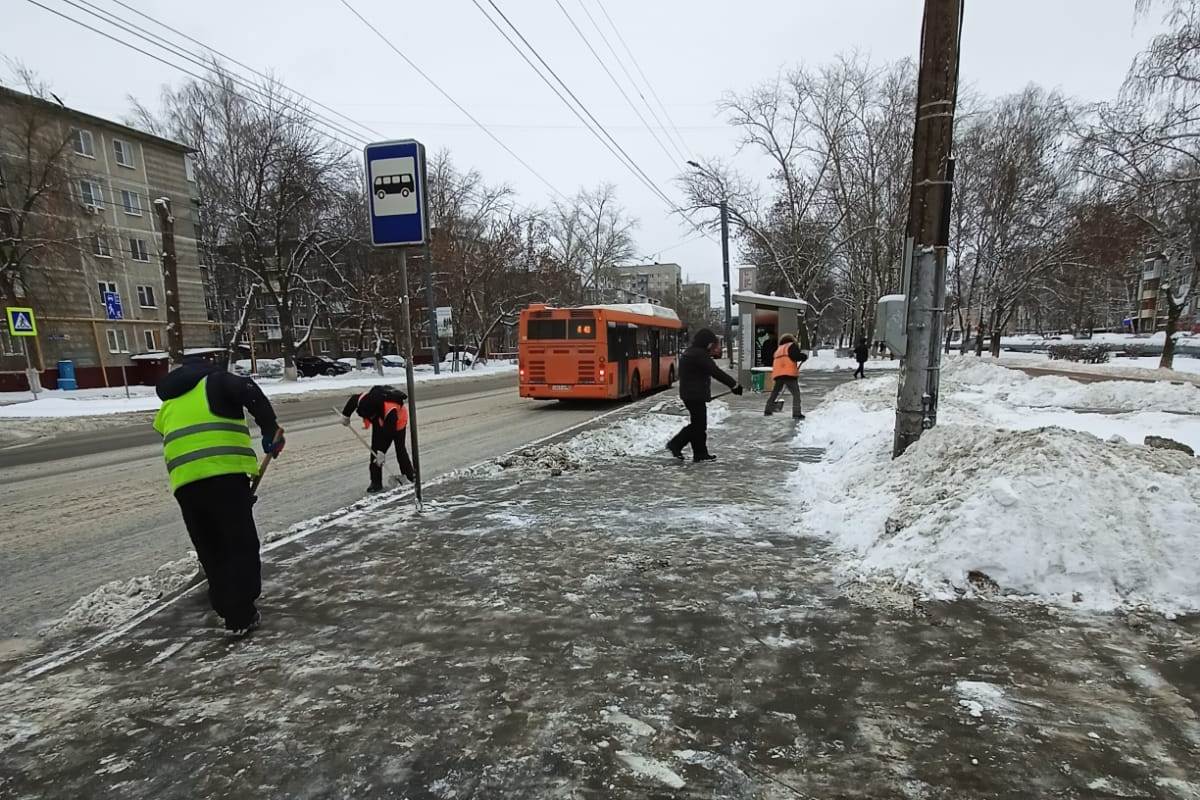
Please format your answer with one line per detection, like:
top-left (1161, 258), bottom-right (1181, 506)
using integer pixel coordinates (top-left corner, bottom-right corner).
top-left (97, 280), bottom-right (118, 303)
top-left (136, 285), bottom-right (156, 307)
top-left (79, 180), bottom-right (103, 210)
top-left (143, 329), bottom-right (157, 351)
top-left (184, 154), bottom-right (197, 183)
top-left (113, 138), bottom-right (135, 168)
top-left (221, 299), bottom-right (232, 312)
top-left (121, 190), bottom-right (142, 216)
top-left (106, 328), bottom-right (130, 354)
top-left (317, 340), bottom-right (330, 353)
top-left (341, 338), bottom-right (355, 351)
top-left (129, 238), bottom-right (150, 262)
top-left (92, 234), bottom-right (111, 258)
top-left (72, 128), bottom-right (95, 158)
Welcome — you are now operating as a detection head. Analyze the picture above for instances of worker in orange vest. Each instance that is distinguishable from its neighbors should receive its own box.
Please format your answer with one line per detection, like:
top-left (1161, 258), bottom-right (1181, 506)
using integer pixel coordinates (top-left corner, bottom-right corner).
top-left (341, 385), bottom-right (415, 493)
top-left (765, 333), bottom-right (808, 419)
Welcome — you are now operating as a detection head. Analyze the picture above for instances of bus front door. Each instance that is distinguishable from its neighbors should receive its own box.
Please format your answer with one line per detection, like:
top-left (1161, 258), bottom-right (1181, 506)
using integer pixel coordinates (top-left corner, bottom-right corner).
top-left (650, 329), bottom-right (661, 387)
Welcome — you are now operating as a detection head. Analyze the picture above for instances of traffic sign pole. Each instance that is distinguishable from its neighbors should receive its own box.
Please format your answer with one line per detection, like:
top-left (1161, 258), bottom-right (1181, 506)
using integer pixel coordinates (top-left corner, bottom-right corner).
top-left (365, 139), bottom-right (430, 512)
top-left (23, 339), bottom-right (38, 400)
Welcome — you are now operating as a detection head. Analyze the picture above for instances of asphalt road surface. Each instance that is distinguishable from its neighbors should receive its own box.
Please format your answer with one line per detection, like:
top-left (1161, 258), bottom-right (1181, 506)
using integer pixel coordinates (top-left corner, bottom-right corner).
top-left (0, 372), bottom-right (617, 643)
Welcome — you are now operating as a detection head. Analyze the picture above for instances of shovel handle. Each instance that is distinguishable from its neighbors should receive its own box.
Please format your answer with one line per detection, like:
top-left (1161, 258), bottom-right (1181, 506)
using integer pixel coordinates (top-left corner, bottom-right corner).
top-left (249, 427), bottom-right (284, 497)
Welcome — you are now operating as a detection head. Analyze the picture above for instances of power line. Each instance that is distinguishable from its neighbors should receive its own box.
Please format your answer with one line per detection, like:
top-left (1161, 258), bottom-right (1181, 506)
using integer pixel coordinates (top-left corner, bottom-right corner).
top-left (55, 0), bottom-right (372, 149)
top-left (104, 0), bottom-right (386, 142)
top-left (552, 0), bottom-right (681, 170)
top-left (24, 0), bottom-right (364, 152)
top-left (591, 0), bottom-right (692, 159)
top-left (337, 0), bottom-right (568, 200)
top-left (470, 0), bottom-right (678, 213)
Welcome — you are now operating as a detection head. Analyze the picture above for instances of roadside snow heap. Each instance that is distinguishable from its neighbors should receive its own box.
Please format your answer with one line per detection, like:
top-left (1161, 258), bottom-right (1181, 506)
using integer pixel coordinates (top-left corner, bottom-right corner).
top-left (794, 358), bottom-right (1200, 614)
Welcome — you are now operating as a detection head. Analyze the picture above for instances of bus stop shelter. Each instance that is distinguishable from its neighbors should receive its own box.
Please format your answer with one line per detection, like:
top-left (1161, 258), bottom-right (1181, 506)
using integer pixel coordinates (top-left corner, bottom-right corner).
top-left (732, 291), bottom-right (810, 389)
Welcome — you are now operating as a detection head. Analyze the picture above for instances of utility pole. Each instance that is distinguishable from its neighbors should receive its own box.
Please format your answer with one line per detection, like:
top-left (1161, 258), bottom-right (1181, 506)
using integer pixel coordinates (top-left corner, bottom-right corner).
top-left (720, 199), bottom-right (733, 367)
top-left (893, 0), bottom-right (962, 458)
top-left (154, 196), bottom-right (184, 367)
top-left (423, 240), bottom-right (440, 374)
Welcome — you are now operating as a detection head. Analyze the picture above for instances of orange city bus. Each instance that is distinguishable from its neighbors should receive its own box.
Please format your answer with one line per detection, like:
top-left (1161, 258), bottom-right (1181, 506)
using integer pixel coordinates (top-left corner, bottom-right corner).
top-left (518, 303), bottom-right (686, 401)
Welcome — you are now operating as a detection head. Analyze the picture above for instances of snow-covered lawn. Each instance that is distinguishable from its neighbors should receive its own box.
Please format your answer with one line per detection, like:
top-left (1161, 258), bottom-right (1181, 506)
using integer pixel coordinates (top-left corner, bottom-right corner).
top-left (0, 362), bottom-right (516, 419)
top-left (793, 357), bottom-right (1200, 614)
top-left (800, 354), bottom-right (900, 373)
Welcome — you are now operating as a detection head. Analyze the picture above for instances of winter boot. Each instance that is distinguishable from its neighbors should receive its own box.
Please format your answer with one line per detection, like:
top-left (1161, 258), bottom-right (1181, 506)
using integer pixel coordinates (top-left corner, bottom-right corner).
top-left (366, 483), bottom-right (385, 494)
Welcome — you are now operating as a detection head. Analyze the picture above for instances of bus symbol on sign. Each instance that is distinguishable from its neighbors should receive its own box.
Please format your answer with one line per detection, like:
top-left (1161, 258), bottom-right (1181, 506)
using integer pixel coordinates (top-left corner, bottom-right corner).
top-left (369, 156), bottom-right (418, 217)
top-left (375, 173), bottom-right (414, 200)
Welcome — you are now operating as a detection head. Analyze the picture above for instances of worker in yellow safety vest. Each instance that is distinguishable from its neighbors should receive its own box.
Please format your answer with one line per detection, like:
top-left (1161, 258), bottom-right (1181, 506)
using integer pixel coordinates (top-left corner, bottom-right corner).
top-left (765, 333), bottom-right (809, 420)
top-left (153, 355), bottom-right (285, 636)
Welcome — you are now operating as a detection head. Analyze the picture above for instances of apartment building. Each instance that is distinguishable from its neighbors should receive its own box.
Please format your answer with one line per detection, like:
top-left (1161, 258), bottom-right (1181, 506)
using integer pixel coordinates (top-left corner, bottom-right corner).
top-left (612, 262), bottom-right (682, 305)
top-left (0, 85), bottom-right (209, 389)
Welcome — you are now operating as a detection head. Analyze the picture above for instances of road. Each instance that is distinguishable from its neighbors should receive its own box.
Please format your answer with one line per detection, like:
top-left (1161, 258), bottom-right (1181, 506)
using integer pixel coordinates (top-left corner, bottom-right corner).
top-left (0, 373), bottom-right (615, 642)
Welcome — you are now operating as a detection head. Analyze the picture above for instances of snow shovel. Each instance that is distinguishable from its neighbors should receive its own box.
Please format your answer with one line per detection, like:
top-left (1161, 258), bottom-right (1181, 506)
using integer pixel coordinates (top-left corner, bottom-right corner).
top-left (249, 427), bottom-right (285, 504)
top-left (331, 407), bottom-right (406, 486)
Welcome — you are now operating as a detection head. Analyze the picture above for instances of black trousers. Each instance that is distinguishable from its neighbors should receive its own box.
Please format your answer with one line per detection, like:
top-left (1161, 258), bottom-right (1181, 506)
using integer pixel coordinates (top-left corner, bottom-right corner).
top-left (370, 425), bottom-right (415, 487)
top-left (854, 361), bottom-right (866, 378)
top-left (174, 474), bottom-right (261, 629)
top-left (667, 398), bottom-right (709, 459)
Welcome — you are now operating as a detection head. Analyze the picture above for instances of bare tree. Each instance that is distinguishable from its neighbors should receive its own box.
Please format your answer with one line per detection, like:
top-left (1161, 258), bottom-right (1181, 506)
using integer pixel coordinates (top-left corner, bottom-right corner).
top-left (545, 183), bottom-right (637, 296)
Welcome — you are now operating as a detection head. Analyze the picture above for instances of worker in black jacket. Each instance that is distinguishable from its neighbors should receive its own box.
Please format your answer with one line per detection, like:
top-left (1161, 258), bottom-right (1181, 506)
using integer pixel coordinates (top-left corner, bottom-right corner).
top-left (154, 355), bottom-right (284, 635)
top-left (341, 385), bottom-right (415, 492)
top-left (666, 328), bottom-right (743, 462)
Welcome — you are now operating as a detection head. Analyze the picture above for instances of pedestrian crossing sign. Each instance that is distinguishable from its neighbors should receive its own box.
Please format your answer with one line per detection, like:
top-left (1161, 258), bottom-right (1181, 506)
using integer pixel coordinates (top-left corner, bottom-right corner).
top-left (6, 307), bottom-right (37, 337)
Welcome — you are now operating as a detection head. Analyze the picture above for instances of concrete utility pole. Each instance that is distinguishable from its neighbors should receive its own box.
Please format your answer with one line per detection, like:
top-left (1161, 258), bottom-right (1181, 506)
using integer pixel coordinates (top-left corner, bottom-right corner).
top-left (423, 240), bottom-right (440, 375)
top-left (893, 0), bottom-right (962, 458)
top-left (154, 197), bottom-right (185, 367)
top-left (720, 199), bottom-right (734, 367)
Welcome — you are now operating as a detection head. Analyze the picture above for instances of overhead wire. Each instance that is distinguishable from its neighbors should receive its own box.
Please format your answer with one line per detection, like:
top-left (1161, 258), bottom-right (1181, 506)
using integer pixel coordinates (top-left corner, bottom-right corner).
top-left (470, 0), bottom-right (680, 212)
top-left (591, 0), bottom-right (693, 159)
top-left (337, 0), bottom-right (569, 200)
top-left (53, 0), bottom-right (372, 149)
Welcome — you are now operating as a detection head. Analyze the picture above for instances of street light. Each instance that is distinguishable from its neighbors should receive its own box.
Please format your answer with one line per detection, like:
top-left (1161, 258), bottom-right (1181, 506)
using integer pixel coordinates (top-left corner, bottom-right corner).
top-left (686, 161), bottom-right (734, 367)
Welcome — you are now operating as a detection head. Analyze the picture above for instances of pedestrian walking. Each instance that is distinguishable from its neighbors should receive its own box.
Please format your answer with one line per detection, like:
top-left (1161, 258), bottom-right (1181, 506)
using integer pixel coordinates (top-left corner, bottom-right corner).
top-left (854, 338), bottom-right (870, 379)
top-left (764, 334), bottom-right (808, 419)
top-left (153, 355), bottom-right (284, 636)
top-left (342, 385), bottom-right (415, 493)
top-left (666, 328), bottom-right (743, 462)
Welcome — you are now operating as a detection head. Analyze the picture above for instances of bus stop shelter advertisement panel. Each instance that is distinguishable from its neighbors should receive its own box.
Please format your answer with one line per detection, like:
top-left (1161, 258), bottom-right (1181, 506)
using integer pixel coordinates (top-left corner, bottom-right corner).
top-left (365, 140), bottom-right (427, 247)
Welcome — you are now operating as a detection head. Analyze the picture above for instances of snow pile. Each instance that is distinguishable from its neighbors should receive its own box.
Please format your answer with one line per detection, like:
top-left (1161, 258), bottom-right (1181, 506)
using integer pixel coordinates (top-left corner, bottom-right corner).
top-left (47, 554), bottom-right (200, 635)
top-left (955, 680), bottom-right (1010, 720)
top-left (794, 411), bottom-right (1200, 613)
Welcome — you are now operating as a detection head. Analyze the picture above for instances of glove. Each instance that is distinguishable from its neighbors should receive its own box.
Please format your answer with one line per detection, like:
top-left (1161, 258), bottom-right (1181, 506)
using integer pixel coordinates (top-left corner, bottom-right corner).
top-left (732, 384), bottom-right (744, 396)
top-left (371, 450), bottom-right (387, 466)
top-left (340, 415), bottom-right (352, 427)
top-left (263, 430), bottom-right (285, 456)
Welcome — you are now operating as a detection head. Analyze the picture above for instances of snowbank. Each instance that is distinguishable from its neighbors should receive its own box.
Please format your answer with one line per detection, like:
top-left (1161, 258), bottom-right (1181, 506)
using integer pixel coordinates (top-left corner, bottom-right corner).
top-left (794, 362), bottom-right (1200, 614)
top-left (0, 362), bottom-right (517, 419)
top-left (47, 555), bottom-right (200, 635)
top-left (801, 355), bottom-right (899, 373)
top-left (794, 413), bottom-right (1200, 613)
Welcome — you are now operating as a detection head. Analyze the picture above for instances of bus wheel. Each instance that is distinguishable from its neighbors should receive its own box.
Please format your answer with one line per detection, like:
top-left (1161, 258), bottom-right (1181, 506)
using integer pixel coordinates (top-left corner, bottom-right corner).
top-left (629, 372), bottom-right (641, 402)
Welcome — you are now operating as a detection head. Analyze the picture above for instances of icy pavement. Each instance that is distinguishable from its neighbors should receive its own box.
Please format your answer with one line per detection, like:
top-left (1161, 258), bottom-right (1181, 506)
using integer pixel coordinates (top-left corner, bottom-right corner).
top-left (1, 373), bottom-right (1199, 799)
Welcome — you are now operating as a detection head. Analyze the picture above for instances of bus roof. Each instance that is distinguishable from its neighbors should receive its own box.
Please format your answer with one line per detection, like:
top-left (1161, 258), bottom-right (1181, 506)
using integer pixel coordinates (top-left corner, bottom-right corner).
top-left (580, 303), bottom-right (680, 322)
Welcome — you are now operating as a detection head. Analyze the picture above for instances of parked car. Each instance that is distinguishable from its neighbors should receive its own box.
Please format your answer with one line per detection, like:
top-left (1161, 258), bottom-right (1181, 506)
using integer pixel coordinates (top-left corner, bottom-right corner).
top-left (360, 354), bottom-right (406, 369)
top-left (232, 358), bottom-right (284, 378)
top-left (296, 355), bottom-right (353, 378)
top-left (336, 357), bottom-right (361, 369)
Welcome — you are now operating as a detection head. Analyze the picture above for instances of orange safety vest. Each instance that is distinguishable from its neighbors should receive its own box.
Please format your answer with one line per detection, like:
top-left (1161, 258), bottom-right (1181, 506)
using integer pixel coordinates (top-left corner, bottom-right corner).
top-left (359, 393), bottom-right (409, 430)
top-left (771, 343), bottom-right (800, 379)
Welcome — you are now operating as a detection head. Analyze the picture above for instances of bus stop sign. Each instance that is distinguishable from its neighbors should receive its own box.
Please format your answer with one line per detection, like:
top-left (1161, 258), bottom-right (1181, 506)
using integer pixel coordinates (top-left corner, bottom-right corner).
top-left (364, 139), bottom-right (429, 247)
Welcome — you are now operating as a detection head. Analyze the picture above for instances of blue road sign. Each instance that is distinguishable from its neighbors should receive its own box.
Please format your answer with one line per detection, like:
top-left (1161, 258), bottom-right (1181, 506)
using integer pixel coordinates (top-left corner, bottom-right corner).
top-left (103, 291), bottom-right (123, 321)
top-left (364, 139), bottom-right (429, 247)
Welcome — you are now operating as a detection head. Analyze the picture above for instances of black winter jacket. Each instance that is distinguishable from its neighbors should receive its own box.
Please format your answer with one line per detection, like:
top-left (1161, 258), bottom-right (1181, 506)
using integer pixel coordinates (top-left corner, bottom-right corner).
top-left (854, 343), bottom-right (870, 362)
top-left (156, 357), bottom-right (279, 438)
top-left (678, 328), bottom-right (737, 403)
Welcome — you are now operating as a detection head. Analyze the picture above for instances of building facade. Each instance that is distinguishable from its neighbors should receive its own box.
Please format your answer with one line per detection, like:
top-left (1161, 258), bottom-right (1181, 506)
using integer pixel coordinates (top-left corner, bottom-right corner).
top-left (612, 262), bottom-right (682, 305)
top-left (0, 86), bottom-right (208, 389)
top-left (682, 282), bottom-right (712, 310)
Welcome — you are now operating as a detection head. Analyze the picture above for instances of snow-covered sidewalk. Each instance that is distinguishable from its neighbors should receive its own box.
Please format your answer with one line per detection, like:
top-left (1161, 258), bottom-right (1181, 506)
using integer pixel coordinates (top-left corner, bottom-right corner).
top-left (0, 362), bottom-right (516, 418)
top-left (793, 357), bottom-right (1200, 614)
top-left (2, 376), bottom-right (1198, 799)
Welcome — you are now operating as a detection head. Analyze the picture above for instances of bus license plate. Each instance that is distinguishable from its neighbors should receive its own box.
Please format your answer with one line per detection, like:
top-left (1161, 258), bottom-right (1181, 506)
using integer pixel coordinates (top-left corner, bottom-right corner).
top-left (552, 384), bottom-right (571, 390)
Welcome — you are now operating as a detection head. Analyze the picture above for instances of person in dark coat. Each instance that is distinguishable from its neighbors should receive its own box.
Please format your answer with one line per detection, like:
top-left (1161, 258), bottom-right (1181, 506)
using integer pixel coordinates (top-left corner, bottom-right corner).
top-left (666, 328), bottom-right (742, 462)
top-left (759, 333), bottom-right (778, 368)
top-left (342, 385), bottom-right (415, 492)
top-left (853, 339), bottom-right (870, 379)
top-left (154, 356), bottom-right (284, 636)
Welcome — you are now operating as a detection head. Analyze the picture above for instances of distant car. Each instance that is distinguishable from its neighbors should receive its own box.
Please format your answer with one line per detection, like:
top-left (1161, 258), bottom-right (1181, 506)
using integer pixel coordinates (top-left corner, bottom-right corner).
top-left (296, 355), bottom-right (353, 378)
top-left (336, 357), bottom-right (360, 369)
top-left (360, 354), bottom-right (406, 369)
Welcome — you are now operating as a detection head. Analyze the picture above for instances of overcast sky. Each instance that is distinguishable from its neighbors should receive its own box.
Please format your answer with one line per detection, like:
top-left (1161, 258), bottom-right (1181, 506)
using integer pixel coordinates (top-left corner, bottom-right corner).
top-left (6, 0), bottom-right (1161, 300)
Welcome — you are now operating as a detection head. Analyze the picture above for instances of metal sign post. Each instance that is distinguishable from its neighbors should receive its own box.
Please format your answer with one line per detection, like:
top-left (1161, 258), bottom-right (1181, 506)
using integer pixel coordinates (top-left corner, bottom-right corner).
top-left (365, 139), bottom-right (430, 509)
top-left (6, 307), bottom-right (39, 400)
top-left (103, 292), bottom-right (131, 399)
